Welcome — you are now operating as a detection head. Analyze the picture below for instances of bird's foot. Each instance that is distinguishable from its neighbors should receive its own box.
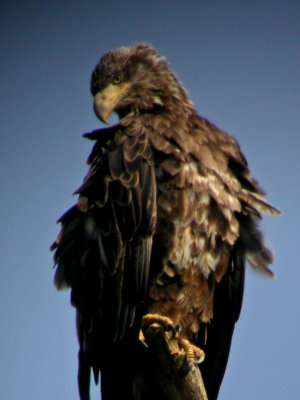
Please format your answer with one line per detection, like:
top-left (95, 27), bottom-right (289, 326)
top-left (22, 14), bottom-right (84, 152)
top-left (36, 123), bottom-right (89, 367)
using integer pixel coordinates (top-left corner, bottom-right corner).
top-left (176, 337), bottom-right (205, 363)
top-left (141, 313), bottom-right (177, 333)
top-left (140, 313), bottom-right (205, 363)
top-left (139, 313), bottom-right (176, 342)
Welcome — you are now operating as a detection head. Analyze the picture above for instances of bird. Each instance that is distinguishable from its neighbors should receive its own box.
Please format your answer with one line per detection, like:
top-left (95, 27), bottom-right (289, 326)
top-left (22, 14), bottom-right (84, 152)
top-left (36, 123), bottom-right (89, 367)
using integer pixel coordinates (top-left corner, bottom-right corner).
top-left (52, 43), bottom-right (280, 400)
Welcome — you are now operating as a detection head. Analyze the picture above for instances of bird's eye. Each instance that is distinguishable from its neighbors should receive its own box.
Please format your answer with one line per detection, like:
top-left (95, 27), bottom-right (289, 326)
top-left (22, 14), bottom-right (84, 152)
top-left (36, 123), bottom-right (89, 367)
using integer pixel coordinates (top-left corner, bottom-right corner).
top-left (112, 74), bottom-right (123, 85)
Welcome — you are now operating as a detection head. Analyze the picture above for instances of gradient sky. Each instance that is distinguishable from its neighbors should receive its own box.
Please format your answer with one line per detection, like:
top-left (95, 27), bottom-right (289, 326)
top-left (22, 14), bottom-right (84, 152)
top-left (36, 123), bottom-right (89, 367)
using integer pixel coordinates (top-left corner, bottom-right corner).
top-left (1, 1), bottom-right (299, 399)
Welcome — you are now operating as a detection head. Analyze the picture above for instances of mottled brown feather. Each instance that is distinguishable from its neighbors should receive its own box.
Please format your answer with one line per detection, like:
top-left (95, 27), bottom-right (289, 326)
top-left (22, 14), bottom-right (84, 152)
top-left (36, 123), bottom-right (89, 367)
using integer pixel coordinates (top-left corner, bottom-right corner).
top-left (53, 43), bottom-right (280, 400)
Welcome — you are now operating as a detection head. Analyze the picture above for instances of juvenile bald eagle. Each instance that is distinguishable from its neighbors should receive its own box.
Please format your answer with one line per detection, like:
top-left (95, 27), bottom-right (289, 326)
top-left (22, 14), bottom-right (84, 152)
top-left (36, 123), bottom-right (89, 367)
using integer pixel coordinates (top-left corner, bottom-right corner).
top-left (52, 44), bottom-right (280, 400)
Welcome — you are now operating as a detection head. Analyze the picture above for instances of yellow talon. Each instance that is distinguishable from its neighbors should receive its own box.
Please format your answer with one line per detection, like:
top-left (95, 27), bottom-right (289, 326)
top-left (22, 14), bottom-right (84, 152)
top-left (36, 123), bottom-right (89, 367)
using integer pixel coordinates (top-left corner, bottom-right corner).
top-left (140, 313), bottom-right (205, 363)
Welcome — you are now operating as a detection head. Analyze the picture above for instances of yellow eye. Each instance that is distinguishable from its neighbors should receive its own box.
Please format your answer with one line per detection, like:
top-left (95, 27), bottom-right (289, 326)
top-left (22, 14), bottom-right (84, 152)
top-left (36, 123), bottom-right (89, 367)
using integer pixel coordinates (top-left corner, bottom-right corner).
top-left (113, 74), bottom-right (122, 84)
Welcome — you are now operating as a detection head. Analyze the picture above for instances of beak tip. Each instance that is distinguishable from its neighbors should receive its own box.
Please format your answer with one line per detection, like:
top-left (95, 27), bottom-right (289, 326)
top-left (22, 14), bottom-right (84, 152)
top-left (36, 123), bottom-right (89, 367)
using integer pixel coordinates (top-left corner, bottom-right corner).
top-left (93, 98), bottom-right (111, 125)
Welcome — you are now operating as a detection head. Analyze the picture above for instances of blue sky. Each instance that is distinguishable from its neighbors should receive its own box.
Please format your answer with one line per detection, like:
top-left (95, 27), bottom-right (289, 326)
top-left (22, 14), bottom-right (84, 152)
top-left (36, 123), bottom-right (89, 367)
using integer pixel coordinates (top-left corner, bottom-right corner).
top-left (1, 1), bottom-right (299, 399)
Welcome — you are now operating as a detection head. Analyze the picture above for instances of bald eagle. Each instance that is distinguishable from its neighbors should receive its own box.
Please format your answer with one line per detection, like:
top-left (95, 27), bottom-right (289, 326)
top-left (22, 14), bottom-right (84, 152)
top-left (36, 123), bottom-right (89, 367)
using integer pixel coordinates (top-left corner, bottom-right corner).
top-left (52, 44), bottom-right (280, 400)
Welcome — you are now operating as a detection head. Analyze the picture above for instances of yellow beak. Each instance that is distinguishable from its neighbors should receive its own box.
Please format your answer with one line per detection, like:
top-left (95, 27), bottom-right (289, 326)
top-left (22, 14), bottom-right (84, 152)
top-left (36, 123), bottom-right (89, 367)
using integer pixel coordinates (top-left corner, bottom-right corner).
top-left (93, 83), bottom-right (129, 124)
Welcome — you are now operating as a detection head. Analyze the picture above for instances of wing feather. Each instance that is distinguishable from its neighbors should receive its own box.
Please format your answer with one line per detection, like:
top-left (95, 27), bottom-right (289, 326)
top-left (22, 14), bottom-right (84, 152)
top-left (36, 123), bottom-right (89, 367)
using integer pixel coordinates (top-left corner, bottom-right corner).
top-left (52, 123), bottom-right (157, 398)
top-left (145, 111), bottom-right (279, 400)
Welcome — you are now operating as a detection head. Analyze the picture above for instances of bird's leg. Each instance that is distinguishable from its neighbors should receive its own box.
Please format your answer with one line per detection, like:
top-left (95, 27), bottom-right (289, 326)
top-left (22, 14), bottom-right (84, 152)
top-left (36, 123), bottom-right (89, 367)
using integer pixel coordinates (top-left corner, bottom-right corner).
top-left (140, 313), bottom-right (205, 363)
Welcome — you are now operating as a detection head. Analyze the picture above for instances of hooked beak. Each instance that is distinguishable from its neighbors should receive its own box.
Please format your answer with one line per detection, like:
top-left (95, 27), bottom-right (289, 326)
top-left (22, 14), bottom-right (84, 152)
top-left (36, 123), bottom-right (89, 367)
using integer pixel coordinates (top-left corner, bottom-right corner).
top-left (93, 83), bottom-right (129, 124)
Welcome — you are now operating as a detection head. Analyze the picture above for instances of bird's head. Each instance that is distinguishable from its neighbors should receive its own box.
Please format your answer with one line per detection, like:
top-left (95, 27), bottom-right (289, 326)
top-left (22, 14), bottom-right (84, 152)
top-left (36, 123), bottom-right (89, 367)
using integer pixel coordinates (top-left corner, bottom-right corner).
top-left (90, 43), bottom-right (192, 124)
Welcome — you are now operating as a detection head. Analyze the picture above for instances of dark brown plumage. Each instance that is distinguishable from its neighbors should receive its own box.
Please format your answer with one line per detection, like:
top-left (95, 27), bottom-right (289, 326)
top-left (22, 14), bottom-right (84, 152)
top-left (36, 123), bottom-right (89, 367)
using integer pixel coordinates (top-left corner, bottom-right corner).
top-left (52, 43), bottom-right (280, 400)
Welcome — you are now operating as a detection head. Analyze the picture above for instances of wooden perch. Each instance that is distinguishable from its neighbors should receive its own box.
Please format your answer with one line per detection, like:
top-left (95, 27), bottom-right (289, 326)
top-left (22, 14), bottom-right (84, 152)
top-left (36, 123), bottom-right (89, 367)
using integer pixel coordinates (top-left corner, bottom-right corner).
top-left (132, 323), bottom-right (208, 400)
